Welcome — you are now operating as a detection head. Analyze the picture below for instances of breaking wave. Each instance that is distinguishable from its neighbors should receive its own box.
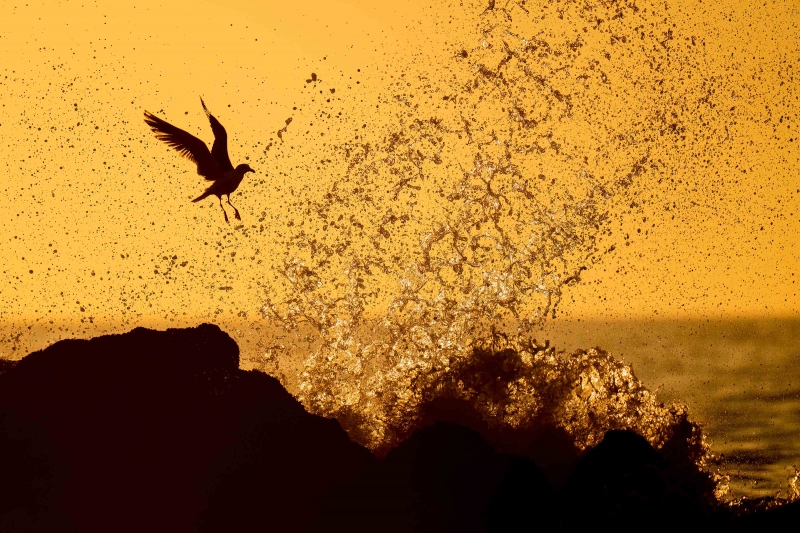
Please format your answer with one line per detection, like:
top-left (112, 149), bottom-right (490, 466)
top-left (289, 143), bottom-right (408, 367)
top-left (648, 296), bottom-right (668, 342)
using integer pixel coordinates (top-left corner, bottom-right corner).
top-left (259, 0), bottom-right (726, 495)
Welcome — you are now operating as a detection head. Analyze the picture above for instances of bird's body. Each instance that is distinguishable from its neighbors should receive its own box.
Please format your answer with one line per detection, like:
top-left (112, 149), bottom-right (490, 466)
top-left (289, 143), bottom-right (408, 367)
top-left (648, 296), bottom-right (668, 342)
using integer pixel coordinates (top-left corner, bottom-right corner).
top-left (144, 98), bottom-right (255, 223)
top-left (192, 168), bottom-right (248, 204)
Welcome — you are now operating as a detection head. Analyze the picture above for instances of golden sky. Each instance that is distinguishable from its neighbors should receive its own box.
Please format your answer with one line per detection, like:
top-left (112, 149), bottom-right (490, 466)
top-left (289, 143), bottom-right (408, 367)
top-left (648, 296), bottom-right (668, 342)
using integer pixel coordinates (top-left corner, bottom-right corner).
top-left (1, 0), bottom-right (798, 356)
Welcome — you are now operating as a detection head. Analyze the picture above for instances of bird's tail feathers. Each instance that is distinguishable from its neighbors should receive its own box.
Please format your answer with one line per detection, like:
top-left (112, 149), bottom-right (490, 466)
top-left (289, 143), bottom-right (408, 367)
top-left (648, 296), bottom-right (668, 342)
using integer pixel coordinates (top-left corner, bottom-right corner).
top-left (192, 189), bottom-right (212, 203)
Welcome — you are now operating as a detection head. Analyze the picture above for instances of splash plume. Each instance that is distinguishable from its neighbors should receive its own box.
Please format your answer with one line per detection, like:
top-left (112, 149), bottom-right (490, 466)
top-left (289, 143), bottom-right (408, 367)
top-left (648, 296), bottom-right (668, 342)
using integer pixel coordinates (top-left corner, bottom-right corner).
top-left (261, 0), bottom-right (721, 474)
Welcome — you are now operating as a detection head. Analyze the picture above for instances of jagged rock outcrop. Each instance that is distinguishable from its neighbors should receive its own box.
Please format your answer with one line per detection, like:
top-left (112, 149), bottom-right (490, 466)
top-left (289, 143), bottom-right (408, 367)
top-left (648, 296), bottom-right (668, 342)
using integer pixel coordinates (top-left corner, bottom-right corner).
top-left (0, 325), bottom-right (373, 532)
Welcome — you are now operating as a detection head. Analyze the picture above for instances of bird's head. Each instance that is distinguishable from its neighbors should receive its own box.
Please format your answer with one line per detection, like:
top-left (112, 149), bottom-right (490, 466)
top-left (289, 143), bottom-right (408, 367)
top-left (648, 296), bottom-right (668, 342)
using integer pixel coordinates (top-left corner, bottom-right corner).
top-left (236, 164), bottom-right (256, 174)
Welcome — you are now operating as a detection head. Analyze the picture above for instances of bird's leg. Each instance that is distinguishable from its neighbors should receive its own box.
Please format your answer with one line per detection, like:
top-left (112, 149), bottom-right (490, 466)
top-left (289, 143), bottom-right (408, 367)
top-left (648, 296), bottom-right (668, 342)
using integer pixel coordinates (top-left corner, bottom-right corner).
top-left (219, 196), bottom-right (229, 223)
top-left (226, 195), bottom-right (241, 221)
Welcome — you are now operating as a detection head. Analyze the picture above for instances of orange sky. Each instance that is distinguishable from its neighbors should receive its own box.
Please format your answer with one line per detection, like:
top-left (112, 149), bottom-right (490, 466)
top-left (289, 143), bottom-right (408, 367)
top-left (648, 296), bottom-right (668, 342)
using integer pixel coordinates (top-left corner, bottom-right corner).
top-left (0, 0), bottom-right (798, 353)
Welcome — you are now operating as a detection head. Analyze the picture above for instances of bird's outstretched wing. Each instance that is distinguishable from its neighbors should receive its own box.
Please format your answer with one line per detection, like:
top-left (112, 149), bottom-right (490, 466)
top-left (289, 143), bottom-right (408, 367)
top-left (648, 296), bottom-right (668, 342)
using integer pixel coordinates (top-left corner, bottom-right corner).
top-left (200, 97), bottom-right (234, 172)
top-left (144, 110), bottom-right (220, 180)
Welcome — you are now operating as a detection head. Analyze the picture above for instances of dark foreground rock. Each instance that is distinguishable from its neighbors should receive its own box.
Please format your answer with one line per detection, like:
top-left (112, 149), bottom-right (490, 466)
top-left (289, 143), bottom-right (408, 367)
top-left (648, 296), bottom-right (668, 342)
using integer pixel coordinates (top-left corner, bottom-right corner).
top-left (315, 421), bottom-right (557, 532)
top-left (0, 325), bottom-right (795, 531)
top-left (728, 499), bottom-right (800, 529)
top-left (0, 325), bottom-right (373, 532)
top-left (561, 429), bottom-right (716, 528)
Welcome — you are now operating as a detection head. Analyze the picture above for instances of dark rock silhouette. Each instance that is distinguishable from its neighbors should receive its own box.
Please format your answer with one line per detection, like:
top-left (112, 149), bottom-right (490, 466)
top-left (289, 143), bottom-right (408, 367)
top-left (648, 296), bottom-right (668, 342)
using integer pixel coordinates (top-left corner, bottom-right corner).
top-left (561, 429), bottom-right (716, 528)
top-left (0, 358), bottom-right (15, 377)
top-left (0, 325), bottom-right (372, 532)
top-left (0, 325), bottom-right (795, 531)
top-left (418, 396), bottom-right (580, 489)
top-left (728, 499), bottom-right (800, 530)
top-left (315, 421), bottom-right (557, 532)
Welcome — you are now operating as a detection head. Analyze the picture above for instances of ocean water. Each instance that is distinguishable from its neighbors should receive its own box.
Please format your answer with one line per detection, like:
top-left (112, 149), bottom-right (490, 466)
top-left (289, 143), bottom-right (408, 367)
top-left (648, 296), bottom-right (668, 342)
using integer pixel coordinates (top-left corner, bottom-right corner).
top-left (541, 318), bottom-right (800, 500)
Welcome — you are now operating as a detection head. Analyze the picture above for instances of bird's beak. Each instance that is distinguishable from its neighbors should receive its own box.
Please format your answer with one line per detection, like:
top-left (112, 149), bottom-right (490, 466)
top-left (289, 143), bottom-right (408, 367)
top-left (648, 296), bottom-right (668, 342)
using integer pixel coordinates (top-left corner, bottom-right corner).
top-left (249, 169), bottom-right (256, 173)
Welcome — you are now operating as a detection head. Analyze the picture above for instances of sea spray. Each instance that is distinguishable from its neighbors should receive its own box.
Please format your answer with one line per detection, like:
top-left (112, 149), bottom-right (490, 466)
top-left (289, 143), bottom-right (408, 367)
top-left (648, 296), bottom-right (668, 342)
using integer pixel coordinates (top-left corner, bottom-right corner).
top-left (261, 0), bottom-right (724, 493)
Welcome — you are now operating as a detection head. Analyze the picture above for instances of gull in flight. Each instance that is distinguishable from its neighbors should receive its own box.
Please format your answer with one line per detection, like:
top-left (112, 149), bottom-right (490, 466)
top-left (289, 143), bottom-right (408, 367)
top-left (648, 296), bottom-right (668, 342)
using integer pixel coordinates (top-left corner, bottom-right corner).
top-left (144, 98), bottom-right (254, 223)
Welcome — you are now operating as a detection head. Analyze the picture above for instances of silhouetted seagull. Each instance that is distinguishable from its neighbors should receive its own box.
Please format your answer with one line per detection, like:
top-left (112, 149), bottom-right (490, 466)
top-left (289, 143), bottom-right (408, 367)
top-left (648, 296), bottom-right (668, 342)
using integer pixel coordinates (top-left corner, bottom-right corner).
top-left (144, 98), bottom-right (254, 223)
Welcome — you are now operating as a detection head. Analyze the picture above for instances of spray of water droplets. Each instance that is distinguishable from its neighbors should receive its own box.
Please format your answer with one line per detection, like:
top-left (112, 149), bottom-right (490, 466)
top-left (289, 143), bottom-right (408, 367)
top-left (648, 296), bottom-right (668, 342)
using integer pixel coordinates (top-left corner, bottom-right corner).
top-left (259, 0), bottom-right (722, 487)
